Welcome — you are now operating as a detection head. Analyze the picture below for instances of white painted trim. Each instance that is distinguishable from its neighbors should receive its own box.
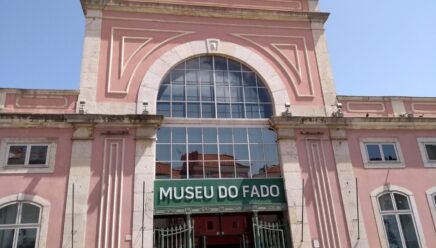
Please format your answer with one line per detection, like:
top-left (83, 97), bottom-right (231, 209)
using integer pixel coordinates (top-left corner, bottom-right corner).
top-left (0, 91), bottom-right (7, 111)
top-left (137, 40), bottom-right (290, 116)
top-left (417, 137), bottom-right (436, 168)
top-left (346, 102), bottom-right (386, 113)
top-left (370, 185), bottom-right (427, 248)
top-left (0, 138), bottom-right (57, 174)
top-left (0, 194), bottom-right (50, 248)
top-left (359, 138), bottom-right (405, 169)
top-left (425, 186), bottom-right (436, 231)
top-left (412, 103), bottom-right (436, 113)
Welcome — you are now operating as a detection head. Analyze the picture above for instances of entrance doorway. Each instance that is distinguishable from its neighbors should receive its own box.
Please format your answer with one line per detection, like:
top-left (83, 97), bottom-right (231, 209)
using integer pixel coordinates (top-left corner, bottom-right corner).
top-left (193, 214), bottom-right (251, 248)
top-left (153, 212), bottom-right (289, 248)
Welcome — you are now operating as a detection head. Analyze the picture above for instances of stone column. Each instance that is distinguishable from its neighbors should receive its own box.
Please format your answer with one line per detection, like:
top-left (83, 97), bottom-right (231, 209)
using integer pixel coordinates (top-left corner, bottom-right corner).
top-left (62, 125), bottom-right (94, 248)
top-left (132, 127), bottom-right (158, 248)
top-left (276, 128), bottom-right (312, 248)
top-left (330, 129), bottom-right (369, 247)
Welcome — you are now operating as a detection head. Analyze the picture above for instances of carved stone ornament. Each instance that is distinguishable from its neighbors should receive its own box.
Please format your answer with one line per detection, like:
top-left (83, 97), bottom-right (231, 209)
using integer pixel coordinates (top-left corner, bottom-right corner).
top-left (206, 39), bottom-right (220, 53)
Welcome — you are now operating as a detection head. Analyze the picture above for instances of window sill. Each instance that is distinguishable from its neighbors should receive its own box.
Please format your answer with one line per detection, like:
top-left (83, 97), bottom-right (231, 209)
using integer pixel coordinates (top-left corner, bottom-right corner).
top-left (0, 166), bottom-right (54, 174)
top-left (364, 162), bottom-right (405, 169)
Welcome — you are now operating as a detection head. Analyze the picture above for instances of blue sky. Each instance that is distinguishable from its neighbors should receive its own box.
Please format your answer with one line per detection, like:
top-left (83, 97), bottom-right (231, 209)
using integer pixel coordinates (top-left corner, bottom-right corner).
top-left (0, 1), bottom-right (435, 97)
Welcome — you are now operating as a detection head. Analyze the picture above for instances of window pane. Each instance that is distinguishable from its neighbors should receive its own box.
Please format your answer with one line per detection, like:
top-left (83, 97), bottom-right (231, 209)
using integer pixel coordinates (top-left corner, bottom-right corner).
top-left (157, 127), bottom-right (171, 143)
top-left (231, 104), bottom-right (245, 118)
top-left (264, 145), bottom-right (278, 162)
top-left (250, 144), bottom-right (264, 161)
top-left (248, 128), bottom-right (263, 143)
top-left (172, 85), bottom-right (185, 101)
top-left (399, 214), bottom-right (420, 248)
top-left (234, 144), bottom-right (249, 161)
top-left (214, 57), bottom-right (227, 71)
top-left (17, 228), bottom-right (37, 248)
top-left (172, 161), bottom-right (186, 179)
top-left (7, 145), bottom-right (27, 165)
top-left (186, 70), bottom-right (198, 83)
top-left (259, 104), bottom-right (273, 118)
top-left (425, 144), bottom-right (436, 161)
top-left (242, 72), bottom-right (257, 86)
top-left (29, 145), bottom-right (48, 165)
top-left (233, 128), bottom-right (247, 143)
top-left (229, 72), bottom-right (242, 86)
top-left (366, 144), bottom-right (382, 161)
top-left (187, 128), bottom-right (202, 143)
top-left (204, 161), bottom-right (219, 178)
top-left (383, 215), bottom-right (404, 248)
top-left (230, 87), bottom-right (243, 102)
top-left (0, 203), bottom-right (18, 224)
top-left (203, 145), bottom-right (218, 160)
top-left (156, 162), bottom-right (171, 179)
top-left (265, 162), bottom-right (281, 178)
top-left (172, 128), bottom-right (186, 143)
top-left (172, 145), bottom-right (187, 161)
top-left (171, 70), bottom-right (185, 83)
top-left (172, 103), bottom-right (185, 117)
top-left (228, 60), bottom-right (241, 71)
top-left (382, 144), bottom-right (398, 161)
top-left (187, 103), bottom-right (200, 118)
top-left (157, 85), bottom-right (171, 101)
top-left (200, 86), bottom-right (214, 101)
top-left (200, 57), bottom-right (213, 70)
top-left (379, 193), bottom-right (394, 211)
top-left (258, 88), bottom-right (270, 102)
top-left (188, 144), bottom-right (203, 161)
top-left (203, 128), bottom-right (217, 143)
top-left (189, 161), bottom-right (204, 178)
top-left (21, 204), bottom-right (40, 224)
top-left (216, 87), bottom-right (230, 102)
top-left (244, 88), bottom-right (258, 102)
top-left (156, 145), bottom-right (171, 161)
top-left (220, 144), bottom-right (234, 160)
top-left (218, 128), bottom-right (233, 143)
top-left (434, 195), bottom-right (436, 205)
top-left (394, 193), bottom-right (410, 210)
top-left (246, 104), bottom-right (260, 118)
top-left (251, 161), bottom-right (266, 178)
top-left (220, 161), bottom-right (235, 178)
top-left (156, 103), bottom-right (170, 117)
top-left (0, 229), bottom-right (14, 248)
top-left (215, 71), bottom-right (228, 85)
top-left (235, 161), bottom-right (250, 178)
top-left (201, 103), bottom-right (216, 118)
top-left (217, 104), bottom-right (231, 118)
top-left (262, 128), bottom-right (276, 143)
top-left (186, 85), bottom-right (200, 101)
top-left (186, 57), bottom-right (199, 70)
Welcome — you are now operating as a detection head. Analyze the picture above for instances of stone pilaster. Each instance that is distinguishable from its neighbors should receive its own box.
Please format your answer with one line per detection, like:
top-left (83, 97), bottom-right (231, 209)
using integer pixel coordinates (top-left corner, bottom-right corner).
top-left (311, 21), bottom-right (338, 117)
top-left (276, 128), bottom-right (312, 248)
top-left (77, 10), bottom-right (102, 114)
top-left (330, 129), bottom-right (369, 247)
top-left (132, 127), bottom-right (157, 248)
top-left (62, 126), bottom-right (94, 248)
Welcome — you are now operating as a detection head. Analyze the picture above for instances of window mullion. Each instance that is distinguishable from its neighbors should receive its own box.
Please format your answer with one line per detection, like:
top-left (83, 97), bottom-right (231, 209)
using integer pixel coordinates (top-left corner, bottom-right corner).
top-left (379, 144), bottom-right (385, 162)
top-left (395, 214), bottom-right (408, 248)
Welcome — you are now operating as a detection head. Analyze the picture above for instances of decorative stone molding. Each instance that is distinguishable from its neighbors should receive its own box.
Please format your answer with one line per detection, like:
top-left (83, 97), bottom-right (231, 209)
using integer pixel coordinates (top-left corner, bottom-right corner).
top-left (137, 40), bottom-right (291, 116)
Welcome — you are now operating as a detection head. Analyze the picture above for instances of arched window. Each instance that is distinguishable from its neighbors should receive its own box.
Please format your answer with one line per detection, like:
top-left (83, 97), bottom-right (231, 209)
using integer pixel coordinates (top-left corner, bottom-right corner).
top-left (155, 56), bottom-right (279, 179)
top-left (0, 202), bottom-right (41, 248)
top-left (377, 192), bottom-right (421, 248)
top-left (156, 56), bottom-right (273, 119)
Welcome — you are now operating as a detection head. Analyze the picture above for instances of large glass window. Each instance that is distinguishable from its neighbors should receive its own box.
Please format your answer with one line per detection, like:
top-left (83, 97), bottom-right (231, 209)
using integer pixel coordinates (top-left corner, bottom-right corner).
top-left (0, 202), bottom-right (41, 248)
top-left (156, 127), bottom-right (280, 179)
top-left (378, 192), bottom-right (420, 248)
top-left (157, 56), bottom-right (273, 119)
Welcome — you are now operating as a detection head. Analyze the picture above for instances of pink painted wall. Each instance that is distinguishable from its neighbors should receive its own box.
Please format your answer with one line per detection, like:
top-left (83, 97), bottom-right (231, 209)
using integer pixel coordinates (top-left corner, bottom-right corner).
top-left (295, 129), bottom-right (351, 247)
top-left (347, 130), bottom-right (436, 246)
top-left (85, 129), bottom-right (135, 248)
top-left (0, 128), bottom-right (73, 247)
top-left (2, 91), bottom-right (78, 113)
top-left (95, 10), bottom-right (325, 107)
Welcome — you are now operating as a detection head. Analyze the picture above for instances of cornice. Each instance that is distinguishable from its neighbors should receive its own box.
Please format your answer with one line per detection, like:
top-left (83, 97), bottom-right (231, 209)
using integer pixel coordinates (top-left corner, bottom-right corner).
top-left (82, 1), bottom-right (329, 23)
top-left (0, 113), bottom-right (163, 128)
top-left (271, 116), bottom-right (436, 130)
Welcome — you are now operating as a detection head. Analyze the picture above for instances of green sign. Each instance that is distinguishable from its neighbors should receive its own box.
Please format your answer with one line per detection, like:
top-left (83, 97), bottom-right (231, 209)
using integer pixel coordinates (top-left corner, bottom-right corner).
top-left (154, 178), bottom-right (286, 210)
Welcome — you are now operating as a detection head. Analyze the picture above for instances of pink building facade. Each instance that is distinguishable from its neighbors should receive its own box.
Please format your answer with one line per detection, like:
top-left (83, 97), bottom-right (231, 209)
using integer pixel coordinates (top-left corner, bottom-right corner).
top-left (0, 1), bottom-right (435, 247)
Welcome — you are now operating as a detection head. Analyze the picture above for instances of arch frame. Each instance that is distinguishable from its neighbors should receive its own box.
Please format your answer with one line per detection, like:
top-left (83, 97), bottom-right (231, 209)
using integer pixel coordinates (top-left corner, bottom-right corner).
top-left (370, 185), bottom-right (426, 248)
top-left (136, 39), bottom-right (290, 116)
top-left (426, 186), bottom-right (436, 231)
top-left (0, 193), bottom-right (50, 248)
